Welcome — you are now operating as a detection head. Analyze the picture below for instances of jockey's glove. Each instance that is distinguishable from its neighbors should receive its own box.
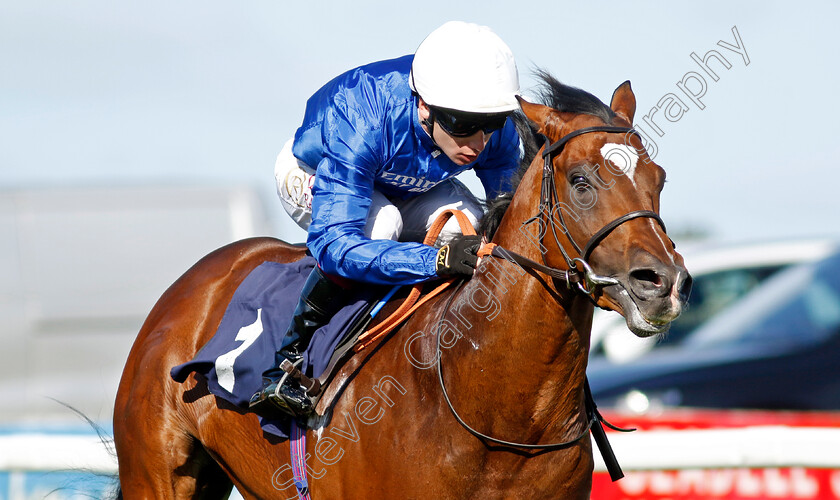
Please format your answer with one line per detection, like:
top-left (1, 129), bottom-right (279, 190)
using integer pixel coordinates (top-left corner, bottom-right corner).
top-left (435, 235), bottom-right (482, 277)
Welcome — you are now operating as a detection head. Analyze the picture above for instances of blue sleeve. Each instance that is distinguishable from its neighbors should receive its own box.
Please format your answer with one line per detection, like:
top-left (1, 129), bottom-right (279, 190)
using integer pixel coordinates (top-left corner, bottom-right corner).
top-left (475, 118), bottom-right (521, 200)
top-left (306, 106), bottom-right (439, 285)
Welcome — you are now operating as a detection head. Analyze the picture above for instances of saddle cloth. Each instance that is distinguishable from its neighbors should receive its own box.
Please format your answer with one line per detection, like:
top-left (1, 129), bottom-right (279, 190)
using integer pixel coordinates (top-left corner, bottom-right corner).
top-left (170, 256), bottom-right (374, 439)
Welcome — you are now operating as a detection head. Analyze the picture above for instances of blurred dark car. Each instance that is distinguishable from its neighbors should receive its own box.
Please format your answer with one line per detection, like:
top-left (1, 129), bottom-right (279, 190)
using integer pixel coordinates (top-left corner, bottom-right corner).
top-left (588, 249), bottom-right (840, 412)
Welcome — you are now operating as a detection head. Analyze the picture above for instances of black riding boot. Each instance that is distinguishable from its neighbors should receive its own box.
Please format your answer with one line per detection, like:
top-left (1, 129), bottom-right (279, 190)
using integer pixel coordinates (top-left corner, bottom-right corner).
top-left (249, 266), bottom-right (347, 419)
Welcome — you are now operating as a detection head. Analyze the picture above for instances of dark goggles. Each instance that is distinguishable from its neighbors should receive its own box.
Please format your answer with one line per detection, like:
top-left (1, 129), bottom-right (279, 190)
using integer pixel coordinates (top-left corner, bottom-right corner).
top-left (429, 106), bottom-right (511, 137)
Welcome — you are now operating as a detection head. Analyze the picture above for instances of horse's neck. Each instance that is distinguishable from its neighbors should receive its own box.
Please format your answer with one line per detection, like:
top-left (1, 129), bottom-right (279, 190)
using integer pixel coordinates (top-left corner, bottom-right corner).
top-left (467, 262), bottom-right (593, 410)
top-left (450, 165), bottom-right (594, 435)
top-left (439, 241), bottom-right (593, 442)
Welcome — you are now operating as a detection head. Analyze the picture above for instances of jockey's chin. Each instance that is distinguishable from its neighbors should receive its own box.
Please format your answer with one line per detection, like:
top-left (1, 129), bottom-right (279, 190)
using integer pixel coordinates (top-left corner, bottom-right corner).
top-left (434, 127), bottom-right (493, 166)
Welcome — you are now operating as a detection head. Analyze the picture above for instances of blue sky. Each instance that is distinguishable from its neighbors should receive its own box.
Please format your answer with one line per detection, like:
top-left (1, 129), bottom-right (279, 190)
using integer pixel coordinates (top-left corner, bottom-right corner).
top-left (2, 0), bottom-right (838, 244)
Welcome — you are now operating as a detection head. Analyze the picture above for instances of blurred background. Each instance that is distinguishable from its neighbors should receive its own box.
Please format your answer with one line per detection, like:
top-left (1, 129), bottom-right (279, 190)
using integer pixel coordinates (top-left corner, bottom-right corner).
top-left (2, 1), bottom-right (840, 498)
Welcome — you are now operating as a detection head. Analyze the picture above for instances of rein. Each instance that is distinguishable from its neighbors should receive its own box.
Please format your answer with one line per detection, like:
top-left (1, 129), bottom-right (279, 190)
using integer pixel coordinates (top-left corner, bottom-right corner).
top-left (434, 277), bottom-right (630, 481)
top-left (345, 123), bottom-right (662, 477)
top-left (436, 280), bottom-right (595, 450)
top-left (436, 125), bottom-right (664, 479)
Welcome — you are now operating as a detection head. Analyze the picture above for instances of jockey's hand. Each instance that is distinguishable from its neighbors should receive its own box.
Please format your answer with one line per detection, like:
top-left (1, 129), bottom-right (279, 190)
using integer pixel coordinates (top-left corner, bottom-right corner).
top-left (436, 235), bottom-right (482, 277)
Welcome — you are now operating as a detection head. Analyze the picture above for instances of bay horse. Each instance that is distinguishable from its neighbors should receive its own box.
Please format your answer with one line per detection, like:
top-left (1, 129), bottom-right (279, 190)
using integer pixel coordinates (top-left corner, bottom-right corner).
top-left (113, 75), bottom-right (690, 499)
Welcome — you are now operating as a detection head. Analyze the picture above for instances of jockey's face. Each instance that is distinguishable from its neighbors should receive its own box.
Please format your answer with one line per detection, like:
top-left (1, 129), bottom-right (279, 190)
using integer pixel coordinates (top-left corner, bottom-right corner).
top-left (418, 99), bottom-right (493, 166)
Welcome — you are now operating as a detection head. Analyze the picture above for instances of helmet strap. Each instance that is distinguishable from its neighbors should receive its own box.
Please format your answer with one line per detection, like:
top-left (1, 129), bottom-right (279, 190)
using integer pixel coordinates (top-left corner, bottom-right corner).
top-left (421, 108), bottom-right (439, 147)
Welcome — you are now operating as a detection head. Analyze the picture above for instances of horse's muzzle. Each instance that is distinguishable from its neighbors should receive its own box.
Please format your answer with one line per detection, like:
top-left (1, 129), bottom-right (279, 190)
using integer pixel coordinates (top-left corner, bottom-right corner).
top-left (611, 255), bottom-right (692, 337)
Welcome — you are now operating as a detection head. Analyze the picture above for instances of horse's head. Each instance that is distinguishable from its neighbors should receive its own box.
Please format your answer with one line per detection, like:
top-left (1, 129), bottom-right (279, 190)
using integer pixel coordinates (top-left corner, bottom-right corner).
top-left (508, 76), bottom-right (691, 337)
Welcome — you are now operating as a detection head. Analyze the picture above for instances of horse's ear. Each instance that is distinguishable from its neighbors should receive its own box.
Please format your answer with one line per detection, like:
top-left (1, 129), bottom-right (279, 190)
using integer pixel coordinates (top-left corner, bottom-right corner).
top-left (517, 96), bottom-right (566, 137)
top-left (610, 81), bottom-right (636, 124)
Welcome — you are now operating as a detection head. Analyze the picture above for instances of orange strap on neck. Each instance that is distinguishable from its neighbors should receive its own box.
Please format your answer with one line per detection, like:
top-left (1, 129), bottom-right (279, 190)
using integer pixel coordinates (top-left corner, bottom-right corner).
top-left (354, 209), bottom-right (478, 352)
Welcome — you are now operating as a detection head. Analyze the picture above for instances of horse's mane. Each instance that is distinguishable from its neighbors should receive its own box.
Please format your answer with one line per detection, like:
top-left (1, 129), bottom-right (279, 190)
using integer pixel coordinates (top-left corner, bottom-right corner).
top-left (478, 70), bottom-right (616, 240)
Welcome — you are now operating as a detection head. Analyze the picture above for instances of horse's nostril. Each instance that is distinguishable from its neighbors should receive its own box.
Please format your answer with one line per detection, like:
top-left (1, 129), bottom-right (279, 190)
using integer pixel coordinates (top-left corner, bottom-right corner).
top-left (678, 273), bottom-right (694, 302)
top-left (629, 269), bottom-right (662, 288)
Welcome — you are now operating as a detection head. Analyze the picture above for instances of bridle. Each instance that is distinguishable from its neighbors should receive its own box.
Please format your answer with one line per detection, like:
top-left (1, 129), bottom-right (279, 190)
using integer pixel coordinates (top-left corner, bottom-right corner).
top-left (436, 125), bottom-right (671, 479)
top-left (526, 125), bottom-right (667, 295)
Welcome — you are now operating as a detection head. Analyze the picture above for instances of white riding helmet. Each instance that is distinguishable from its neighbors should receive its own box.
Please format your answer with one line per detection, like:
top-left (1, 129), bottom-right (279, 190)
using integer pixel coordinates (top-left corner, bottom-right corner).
top-left (410, 21), bottom-right (520, 114)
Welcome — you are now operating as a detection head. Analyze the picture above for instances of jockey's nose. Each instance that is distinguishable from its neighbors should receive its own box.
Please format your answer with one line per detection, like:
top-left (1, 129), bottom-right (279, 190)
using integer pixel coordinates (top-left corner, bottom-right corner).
top-left (468, 131), bottom-right (491, 152)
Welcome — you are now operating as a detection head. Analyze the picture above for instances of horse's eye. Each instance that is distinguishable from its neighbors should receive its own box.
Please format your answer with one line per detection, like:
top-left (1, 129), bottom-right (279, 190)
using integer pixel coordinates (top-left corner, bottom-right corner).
top-left (570, 174), bottom-right (588, 189)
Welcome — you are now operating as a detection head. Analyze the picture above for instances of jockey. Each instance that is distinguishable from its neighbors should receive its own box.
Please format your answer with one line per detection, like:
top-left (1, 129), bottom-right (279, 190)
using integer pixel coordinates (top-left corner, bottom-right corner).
top-left (249, 21), bottom-right (522, 419)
